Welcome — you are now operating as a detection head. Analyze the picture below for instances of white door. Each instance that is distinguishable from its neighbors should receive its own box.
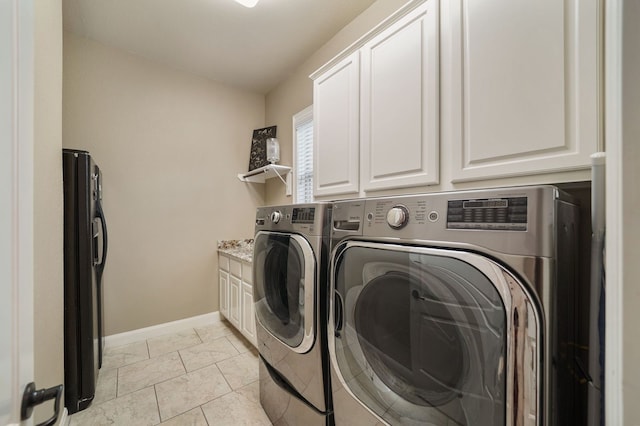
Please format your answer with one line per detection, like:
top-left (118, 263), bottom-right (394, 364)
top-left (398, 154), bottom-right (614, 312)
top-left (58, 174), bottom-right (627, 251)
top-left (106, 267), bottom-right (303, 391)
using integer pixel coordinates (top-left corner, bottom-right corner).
top-left (1, 0), bottom-right (35, 424)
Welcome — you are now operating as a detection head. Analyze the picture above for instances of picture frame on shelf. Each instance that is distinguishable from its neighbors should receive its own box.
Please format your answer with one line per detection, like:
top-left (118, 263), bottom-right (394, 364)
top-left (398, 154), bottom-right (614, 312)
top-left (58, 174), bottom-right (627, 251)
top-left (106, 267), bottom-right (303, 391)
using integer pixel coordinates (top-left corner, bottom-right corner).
top-left (247, 125), bottom-right (277, 171)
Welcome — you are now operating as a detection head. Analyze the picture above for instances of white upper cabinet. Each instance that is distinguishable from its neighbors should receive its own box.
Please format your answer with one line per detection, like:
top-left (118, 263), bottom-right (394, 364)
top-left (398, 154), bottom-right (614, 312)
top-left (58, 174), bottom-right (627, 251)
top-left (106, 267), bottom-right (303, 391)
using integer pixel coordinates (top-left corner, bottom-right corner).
top-left (361, 2), bottom-right (439, 191)
top-left (312, 0), bottom-right (600, 194)
top-left (312, 1), bottom-right (438, 197)
top-left (442, 0), bottom-right (600, 181)
top-left (313, 52), bottom-right (360, 197)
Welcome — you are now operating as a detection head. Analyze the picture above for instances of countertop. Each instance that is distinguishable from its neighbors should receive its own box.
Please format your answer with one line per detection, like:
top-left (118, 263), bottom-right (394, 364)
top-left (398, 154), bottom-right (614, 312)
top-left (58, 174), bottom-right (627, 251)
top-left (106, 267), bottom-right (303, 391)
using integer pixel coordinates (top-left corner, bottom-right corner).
top-left (217, 239), bottom-right (253, 263)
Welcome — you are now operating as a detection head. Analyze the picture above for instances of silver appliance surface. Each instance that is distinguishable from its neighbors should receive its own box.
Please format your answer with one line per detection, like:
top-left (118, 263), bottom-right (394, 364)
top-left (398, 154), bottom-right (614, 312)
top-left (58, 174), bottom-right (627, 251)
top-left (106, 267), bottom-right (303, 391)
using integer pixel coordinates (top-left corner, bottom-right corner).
top-left (327, 185), bottom-right (580, 426)
top-left (253, 203), bottom-right (332, 425)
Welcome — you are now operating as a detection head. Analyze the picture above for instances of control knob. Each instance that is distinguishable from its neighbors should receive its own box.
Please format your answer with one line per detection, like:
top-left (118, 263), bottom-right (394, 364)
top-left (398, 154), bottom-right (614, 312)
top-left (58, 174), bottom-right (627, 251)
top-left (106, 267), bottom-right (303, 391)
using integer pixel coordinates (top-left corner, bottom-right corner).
top-left (386, 205), bottom-right (409, 229)
top-left (270, 211), bottom-right (282, 224)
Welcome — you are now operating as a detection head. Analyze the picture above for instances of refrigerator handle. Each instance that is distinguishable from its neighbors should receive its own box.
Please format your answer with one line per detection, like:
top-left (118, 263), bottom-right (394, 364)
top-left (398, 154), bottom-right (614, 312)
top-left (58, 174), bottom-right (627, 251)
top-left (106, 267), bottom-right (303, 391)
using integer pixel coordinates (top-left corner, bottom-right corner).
top-left (96, 200), bottom-right (108, 278)
top-left (21, 382), bottom-right (63, 426)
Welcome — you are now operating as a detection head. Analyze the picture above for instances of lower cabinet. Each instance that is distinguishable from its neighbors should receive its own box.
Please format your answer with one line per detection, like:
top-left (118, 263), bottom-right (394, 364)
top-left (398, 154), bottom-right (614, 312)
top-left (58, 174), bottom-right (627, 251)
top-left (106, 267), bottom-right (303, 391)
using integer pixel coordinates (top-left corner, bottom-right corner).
top-left (218, 253), bottom-right (257, 347)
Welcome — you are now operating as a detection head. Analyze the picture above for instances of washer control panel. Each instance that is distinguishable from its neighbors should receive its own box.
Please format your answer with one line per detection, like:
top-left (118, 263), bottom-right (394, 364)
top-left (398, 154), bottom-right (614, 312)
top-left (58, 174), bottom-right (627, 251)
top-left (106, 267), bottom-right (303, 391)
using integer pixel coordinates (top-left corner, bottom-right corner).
top-left (331, 186), bottom-right (559, 257)
top-left (367, 199), bottom-right (430, 228)
top-left (355, 194), bottom-right (529, 234)
top-left (447, 197), bottom-right (527, 231)
top-left (386, 205), bottom-right (409, 229)
top-left (270, 211), bottom-right (282, 224)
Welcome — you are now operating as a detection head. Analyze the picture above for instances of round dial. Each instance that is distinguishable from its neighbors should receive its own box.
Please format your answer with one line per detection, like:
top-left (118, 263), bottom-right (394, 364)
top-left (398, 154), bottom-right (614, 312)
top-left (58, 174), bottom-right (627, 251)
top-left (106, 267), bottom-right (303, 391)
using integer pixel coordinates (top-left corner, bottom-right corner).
top-left (386, 205), bottom-right (409, 229)
top-left (270, 211), bottom-right (282, 224)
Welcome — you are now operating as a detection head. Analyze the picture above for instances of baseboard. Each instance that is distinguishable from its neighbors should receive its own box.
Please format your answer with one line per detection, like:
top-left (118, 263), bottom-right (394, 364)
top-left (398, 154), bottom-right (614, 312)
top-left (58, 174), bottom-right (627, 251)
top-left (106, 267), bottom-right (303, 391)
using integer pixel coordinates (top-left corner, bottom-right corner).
top-left (59, 407), bottom-right (69, 426)
top-left (104, 311), bottom-right (221, 348)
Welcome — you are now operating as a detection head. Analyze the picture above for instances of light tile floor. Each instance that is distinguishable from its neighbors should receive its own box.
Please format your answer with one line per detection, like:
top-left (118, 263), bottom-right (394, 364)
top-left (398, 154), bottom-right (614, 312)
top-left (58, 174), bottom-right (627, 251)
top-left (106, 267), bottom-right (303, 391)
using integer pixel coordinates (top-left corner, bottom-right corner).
top-left (69, 319), bottom-right (271, 425)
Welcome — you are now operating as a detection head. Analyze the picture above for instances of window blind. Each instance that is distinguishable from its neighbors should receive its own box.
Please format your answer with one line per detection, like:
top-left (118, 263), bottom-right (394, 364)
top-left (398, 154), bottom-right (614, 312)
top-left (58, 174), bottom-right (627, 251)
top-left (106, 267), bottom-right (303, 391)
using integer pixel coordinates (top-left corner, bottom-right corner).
top-left (294, 106), bottom-right (314, 203)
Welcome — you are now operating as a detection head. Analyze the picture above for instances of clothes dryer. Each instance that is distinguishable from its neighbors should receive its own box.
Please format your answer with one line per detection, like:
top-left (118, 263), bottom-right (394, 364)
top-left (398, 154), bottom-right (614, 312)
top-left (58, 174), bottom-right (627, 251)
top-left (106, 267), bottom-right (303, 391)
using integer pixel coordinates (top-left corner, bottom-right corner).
top-left (253, 203), bottom-right (333, 425)
top-left (328, 186), bottom-right (580, 425)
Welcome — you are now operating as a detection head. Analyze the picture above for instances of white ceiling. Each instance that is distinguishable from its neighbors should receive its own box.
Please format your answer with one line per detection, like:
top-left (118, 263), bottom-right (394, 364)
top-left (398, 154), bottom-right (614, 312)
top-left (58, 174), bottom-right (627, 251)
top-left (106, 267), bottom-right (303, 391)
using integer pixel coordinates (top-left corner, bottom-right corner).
top-left (63, 0), bottom-right (378, 94)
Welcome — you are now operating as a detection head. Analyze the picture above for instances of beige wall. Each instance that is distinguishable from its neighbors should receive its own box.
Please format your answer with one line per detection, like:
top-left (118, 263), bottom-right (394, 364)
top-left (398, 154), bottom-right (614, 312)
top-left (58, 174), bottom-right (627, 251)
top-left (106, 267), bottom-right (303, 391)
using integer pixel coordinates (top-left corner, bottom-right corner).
top-left (264, 0), bottom-right (410, 206)
top-left (34, 0), bottom-right (64, 423)
top-left (63, 33), bottom-right (265, 335)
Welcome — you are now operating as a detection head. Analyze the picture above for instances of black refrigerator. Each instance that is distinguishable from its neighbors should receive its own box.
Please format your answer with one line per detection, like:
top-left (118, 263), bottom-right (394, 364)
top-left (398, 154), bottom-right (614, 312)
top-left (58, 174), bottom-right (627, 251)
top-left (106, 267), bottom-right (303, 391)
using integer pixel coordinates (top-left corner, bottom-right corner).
top-left (62, 149), bottom-right (108, 414)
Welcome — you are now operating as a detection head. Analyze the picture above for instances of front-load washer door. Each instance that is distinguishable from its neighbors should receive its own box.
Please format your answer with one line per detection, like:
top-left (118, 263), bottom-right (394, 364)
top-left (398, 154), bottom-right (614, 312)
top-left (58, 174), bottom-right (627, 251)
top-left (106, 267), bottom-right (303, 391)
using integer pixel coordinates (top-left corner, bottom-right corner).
top-left (330, 242), bottom-right (540, 425)
top-left (254, 231), bottom-right (316, 353)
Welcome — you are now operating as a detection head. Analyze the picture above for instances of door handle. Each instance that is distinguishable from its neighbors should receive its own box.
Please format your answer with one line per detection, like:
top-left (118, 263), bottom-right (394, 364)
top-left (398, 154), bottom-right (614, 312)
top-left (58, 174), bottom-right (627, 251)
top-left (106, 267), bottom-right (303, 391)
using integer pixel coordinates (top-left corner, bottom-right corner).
top-left (21, 382), bottom-right (63, 426)
top-left (95, 200), bottom-right (108, 276)
top-left (334, 291), bottom-right (343, 336)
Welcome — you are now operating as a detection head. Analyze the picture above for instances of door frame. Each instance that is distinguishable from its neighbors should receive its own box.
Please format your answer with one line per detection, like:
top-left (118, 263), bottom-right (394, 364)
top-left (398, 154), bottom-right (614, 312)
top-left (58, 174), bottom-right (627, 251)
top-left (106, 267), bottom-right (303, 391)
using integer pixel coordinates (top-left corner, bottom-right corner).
top-left (1, 0), bottom-right (34, 424)
top-left (605, 0), bottom-right (639, 424)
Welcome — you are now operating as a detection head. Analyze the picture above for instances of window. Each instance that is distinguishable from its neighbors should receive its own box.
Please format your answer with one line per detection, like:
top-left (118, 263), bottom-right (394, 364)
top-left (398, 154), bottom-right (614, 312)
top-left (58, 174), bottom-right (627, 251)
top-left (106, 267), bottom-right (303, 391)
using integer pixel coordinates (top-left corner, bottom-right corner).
top-left (293, 106), bottom-right (313, 203)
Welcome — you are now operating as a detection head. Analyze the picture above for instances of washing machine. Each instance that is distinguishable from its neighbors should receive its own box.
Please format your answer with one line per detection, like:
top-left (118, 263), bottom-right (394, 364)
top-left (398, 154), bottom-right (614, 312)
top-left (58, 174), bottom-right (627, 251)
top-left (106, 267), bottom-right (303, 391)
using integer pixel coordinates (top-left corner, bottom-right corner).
top-left (328, 186), bottom-right (580, 425)
top-left (253, 203), bottom-right (334, 425)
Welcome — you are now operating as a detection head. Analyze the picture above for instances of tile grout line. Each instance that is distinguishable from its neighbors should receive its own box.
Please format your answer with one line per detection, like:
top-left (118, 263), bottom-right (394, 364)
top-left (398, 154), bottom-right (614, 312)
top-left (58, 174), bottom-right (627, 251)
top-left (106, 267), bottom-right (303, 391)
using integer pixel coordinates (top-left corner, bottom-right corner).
top-left (156, 361), bottom-right (233, 422)
top-left (194, 327), bottom-right (203, 344)
top-left (199, 406), bottom-right (210, 426)
top-left (206, 362), bottom-right (235, 403)
top-left (177, 347), bottom-right (188, 372)
top-left (153, 340), bottom-right (204, 359)
top-left (153, 384), bottom-right (162, 425)
top-left (177, 348), bottom-right (239, 376)
top-left (147, 328), bottom-right (206, 359)
top-left (116, 357), bottom-right (187, 398)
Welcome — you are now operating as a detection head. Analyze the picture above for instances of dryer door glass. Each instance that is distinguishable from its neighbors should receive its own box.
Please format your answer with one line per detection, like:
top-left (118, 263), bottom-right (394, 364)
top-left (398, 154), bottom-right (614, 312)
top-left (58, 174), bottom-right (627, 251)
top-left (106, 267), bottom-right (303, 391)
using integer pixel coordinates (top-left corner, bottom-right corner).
top-left (254, 232), bottom-right (313, 349)
top-left (332, 243), bottom-right (508, 425)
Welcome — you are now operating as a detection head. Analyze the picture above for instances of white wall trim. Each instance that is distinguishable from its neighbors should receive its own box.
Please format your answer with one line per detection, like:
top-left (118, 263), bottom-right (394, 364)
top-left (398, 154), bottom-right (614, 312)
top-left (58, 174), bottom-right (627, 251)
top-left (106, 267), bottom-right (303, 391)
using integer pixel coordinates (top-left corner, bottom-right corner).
top-left (104, 312), bottom-right (221, 348)
top-left (604, 0), bottom-right (623, 424)
top-left (1, 0), bottom-right (34, 423)
top-left (59, 408), bottom-right (69, 426)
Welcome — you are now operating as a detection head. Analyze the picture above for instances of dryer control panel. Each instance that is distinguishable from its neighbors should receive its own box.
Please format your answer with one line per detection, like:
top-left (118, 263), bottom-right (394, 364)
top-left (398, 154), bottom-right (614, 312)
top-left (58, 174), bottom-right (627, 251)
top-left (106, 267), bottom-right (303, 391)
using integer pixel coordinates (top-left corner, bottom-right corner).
top-left (447, 197), bottom-right (527, 231)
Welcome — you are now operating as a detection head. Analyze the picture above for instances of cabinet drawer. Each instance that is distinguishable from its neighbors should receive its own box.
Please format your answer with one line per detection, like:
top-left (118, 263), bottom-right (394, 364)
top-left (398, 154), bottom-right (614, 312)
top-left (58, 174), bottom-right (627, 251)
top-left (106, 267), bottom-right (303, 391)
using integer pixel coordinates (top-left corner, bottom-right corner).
top-left (230, 258), bottom-right (242, 277)
top-left (219, 254), bottom-right (229, 271)
top-left (242, 262), bottom-right (253, 285)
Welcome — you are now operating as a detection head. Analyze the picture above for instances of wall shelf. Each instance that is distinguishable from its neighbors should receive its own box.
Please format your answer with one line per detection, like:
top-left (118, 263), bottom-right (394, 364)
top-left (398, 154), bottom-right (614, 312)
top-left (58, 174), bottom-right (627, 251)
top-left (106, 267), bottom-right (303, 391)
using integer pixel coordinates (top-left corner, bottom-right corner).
top-left (237, 164), bottom-right (291, 184)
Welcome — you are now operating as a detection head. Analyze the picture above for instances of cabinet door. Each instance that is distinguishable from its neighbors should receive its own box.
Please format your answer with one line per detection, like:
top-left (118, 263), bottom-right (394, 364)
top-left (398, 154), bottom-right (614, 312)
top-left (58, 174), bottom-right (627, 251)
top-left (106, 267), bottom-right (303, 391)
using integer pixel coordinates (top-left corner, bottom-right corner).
top-left (229, 275), bottom-right (241, 329)
top-left (443, 0), bottom-right (600, 181)
top-left (219, 270), bottom-right (229, 319)
top-left (241, 281), bottom-right (256, 346)
top-left (313, 52), bottom-right (360, 197)
top-left (361, 2), bottom-right (439, 191)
